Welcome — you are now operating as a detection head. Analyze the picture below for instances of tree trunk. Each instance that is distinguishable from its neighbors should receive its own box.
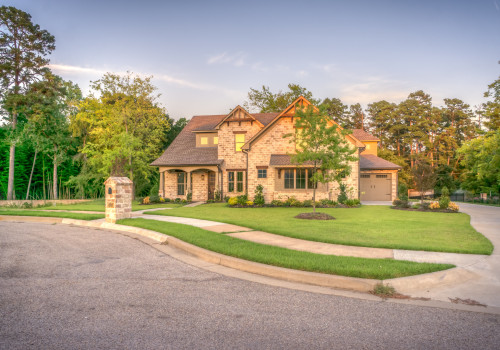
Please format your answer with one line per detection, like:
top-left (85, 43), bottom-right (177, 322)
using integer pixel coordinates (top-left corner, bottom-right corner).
top-left (7, 143), bottom-right (16, 200)
top-left (26, 150), bottom-right (38, 200)
top-left (53, 152), bottom-right (58, 200)
top-left (42, 154), bottom-right (46, 200)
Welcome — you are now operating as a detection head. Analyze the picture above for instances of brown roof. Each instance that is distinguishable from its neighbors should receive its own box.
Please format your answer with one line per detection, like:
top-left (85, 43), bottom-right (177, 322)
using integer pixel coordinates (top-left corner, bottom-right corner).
top-left (269, 154), bottom-right (316, 166)
top-left (151, 113), bottom-right (279, 167)
top-left (352, 129), bottom-right (380, 141)
top-left (360, 154), bottom-right (401, 170)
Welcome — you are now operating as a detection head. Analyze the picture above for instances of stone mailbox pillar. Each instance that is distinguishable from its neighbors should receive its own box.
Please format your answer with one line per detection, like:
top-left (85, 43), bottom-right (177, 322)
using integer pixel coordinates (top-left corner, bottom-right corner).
top-left (104, 177), bottom-right (133, 223)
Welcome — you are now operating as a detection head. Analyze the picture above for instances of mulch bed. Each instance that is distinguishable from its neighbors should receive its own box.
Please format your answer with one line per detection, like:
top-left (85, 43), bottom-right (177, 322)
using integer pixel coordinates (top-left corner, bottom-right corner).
top-left (294, 212), bottom-right (335, 220)
top-left (391, 206), bottom-right (458, 213)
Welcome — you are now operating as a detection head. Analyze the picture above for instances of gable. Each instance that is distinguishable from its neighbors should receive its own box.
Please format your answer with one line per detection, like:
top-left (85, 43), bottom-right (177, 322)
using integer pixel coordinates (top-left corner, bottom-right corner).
top-left (215, 105), bottom-right (263, 129)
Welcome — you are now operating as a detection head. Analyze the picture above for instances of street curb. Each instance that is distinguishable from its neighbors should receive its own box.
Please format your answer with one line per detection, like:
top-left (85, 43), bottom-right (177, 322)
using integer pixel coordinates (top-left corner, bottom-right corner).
top-left (0, 215), bottom-right (476, 294)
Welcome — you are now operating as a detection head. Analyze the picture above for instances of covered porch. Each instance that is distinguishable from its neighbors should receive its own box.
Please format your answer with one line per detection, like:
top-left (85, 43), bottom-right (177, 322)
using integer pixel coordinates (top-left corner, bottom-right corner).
top-left (159, 165), bottom-right (222, 201)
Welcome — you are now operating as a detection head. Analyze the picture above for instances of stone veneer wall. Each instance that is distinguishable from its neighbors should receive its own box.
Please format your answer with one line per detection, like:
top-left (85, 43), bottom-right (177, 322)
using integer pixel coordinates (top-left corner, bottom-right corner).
top-left (105, 177), bottom-right (133, 223)
top-left (160, 166), bottom-right (219, 201)
top-left (246, 117), bottom-right (360, 203)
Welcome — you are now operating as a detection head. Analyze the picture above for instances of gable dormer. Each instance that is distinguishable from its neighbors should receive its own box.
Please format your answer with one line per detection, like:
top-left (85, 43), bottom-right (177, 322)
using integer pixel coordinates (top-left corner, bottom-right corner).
top-left (352, 129), bottom-right (380, 155)
top-left (215, 105), bottom-right (264, 129)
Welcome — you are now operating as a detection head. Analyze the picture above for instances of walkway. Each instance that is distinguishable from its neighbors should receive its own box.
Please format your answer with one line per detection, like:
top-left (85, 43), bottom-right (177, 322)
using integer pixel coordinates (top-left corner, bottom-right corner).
top-left (138, 212), bottom-right (487, 267)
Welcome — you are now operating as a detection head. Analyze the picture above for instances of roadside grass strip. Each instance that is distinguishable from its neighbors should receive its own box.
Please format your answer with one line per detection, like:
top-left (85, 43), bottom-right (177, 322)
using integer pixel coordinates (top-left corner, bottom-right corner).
top-left (119, 218), bottom-right (454, 280)
top-left (147, 204), bottom-right (493, 255)
top-left (29, 198), bottom-right (182, 212)
top-left (0, 210), bottom-right (104, 220)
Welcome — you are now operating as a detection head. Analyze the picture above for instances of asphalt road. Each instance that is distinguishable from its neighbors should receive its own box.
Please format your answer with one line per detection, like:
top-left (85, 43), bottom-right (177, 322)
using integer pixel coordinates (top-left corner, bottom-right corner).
top-left (1, 222), bottom-right (499, 350)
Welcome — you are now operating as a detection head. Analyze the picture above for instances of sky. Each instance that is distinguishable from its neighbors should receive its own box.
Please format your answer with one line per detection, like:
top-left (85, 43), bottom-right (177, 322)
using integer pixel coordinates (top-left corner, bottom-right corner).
top-left (4, 0), bottom-right (500, 119)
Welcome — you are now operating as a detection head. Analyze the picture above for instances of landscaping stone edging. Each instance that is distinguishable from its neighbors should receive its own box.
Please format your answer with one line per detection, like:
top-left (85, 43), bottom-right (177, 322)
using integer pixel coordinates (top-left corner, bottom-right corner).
top-left (0, 215), bottom-right (478, 294)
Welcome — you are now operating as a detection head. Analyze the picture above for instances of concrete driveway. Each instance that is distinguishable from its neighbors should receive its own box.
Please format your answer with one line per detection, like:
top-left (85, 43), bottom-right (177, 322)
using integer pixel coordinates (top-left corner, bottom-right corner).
top-left (1, 221), bottom-right (499, 349)
top-left (399, 203), bottom-right (500, 306)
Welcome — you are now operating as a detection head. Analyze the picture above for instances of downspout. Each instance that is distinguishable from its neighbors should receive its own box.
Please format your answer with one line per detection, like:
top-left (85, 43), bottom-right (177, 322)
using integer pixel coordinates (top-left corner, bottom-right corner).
top-left (217, 163), bottom-right (223, 201)
top-left (358, 148), bottom-right (361, 200)
top-left (243, 149), bottom-right (249, 196)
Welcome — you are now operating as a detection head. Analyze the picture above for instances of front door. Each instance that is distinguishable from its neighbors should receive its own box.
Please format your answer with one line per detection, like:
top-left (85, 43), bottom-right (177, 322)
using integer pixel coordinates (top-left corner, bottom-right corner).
top-left (207, 171), bottom-right (216, 200)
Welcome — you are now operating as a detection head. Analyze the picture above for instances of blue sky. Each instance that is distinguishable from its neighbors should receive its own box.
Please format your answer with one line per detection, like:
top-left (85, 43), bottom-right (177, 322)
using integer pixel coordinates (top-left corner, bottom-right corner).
top-left (6, 0), bottom-right (500, 119)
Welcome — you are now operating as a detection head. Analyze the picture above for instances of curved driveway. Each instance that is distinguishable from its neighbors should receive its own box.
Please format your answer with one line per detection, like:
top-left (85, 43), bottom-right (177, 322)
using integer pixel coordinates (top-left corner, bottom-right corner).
top-left (1, 221), bottom-right (499, 349)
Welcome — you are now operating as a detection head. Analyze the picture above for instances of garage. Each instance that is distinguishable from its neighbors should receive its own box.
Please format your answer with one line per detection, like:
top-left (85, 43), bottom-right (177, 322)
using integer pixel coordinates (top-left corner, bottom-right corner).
top-left (360, 173), bottom-right (392, 201)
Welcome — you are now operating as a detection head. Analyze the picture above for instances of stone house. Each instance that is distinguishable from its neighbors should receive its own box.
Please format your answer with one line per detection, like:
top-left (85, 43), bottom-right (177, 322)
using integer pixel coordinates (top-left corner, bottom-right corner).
top-left (151, 97), bottom-right (401, 202)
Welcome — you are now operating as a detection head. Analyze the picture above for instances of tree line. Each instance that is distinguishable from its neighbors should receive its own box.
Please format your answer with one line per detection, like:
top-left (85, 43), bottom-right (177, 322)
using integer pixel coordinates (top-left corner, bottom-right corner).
top-left (245, 82), bottom-right (500, 196)
top-left (1, 6), bottom-right (498, 200)
top-left (0, 6), bottom-right (186, 200)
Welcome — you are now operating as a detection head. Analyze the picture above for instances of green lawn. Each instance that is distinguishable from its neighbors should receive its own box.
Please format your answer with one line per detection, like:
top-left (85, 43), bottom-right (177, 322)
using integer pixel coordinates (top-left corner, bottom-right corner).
top-left (29, 198), bottom-right (182, 212)
top-left (119, 218), bottom-right (454, 280)
top-left (0, 210), bottom-right (104, 220)
top-left (147, 204), bottom-right (493, 254)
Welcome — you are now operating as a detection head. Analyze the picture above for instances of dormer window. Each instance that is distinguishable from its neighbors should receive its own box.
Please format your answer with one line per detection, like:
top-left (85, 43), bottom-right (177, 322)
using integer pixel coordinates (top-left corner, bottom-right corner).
top-left (195, 133), bottom-right (218, 147)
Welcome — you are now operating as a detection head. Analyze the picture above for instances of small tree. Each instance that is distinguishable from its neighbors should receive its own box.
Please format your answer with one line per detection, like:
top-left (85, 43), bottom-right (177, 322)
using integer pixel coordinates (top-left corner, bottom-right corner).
top-left (285, 105), bottom-right (358, 213)
top-left (411, 158), bottom-right (437, 205)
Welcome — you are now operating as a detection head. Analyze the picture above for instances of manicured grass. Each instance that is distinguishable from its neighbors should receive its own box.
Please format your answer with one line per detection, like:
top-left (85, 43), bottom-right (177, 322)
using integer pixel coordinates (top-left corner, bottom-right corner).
top-left (30, 198), bottom-right (182, 212)
top-left (148, 204), bottom-right (493, 255)
top-left (0, 210), bottom-right (104, 220)
top-left (119, 218), bottom-right (454, 280)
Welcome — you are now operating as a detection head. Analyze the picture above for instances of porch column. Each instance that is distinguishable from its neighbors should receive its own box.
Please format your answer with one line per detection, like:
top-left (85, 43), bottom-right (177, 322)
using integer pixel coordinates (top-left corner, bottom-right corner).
top-left (187, 171), bottom-right (192, 197)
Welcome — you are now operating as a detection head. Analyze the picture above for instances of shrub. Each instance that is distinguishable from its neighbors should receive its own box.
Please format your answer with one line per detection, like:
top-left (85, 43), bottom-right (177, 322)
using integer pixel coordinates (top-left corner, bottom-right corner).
top-left (291, 200), bottom-right (304, 207)
top-left (337, 183), bottom-right (348, 204)
top-left (393, 199), bottom-right (410, 208)
top-left (149, 182), bottom-right (159, 197)
top-left (270, 200), bottom-right (283, 207)
top-left (344, 199), bottom-right (360, 207)
top-left (142, 196), bottom-right (150, 204)
top-left (441, 186), bottom-right (450, 197)
top-left (237, 194), bottom-right (248, 206)
top-left (303, 200), bottom-right (313, 207)
top-left (149, 195), bottom-right (160, 203)
top-left (398, 183), bottom-right (408, 201)
top-left (420, 202), bottom-right (430, 210)
top-left (174, 198), bottom-right (181, 203)
top-left (246, 201), bottom-right (254, 206)
top-left (228, 197), bottom-right (238, 206)
top-left (439, 195), bottom-right (450, 209)
top-left (412, 203), bottom-right (420, 209)
top-left (254, 185), bottom-right (265, 206)
top-left (214, 190), bottom-right (221, 201)
top-left (448, 202), bottom-right (460, 212)
top-left (429, 202), bottom-right (440, 210)
top-left (181, 199), bottom-right (188, 204)
top-left (285, 196), bottom-right (300, 207)
top-left (224, 196), bottom-right (230, 203)
top-left (187, 192), bottom-right (192, 202)
top-left (21, 202), bottom-right (33, 209)
top-left (320, 199), bottom-right (330, 206)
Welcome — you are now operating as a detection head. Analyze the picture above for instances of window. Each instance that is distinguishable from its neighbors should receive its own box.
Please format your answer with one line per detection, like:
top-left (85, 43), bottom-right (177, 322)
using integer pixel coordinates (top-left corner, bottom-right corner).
top-left (258, 169), bottom-right (267, 178)
top-left (235, 134), bottom-right (245, 152)
top-left (237, 171), bottom-right (244, 192)
top-left (213, 136), bottom-right (218, 145)
top-left (228, 172), bottom-right (234, 192)
top-left (177, 172), bottom-right (186, 195)
top-left (307, 169), bottom-right (317, 189)
top-left (376, 174), bottom-right (388, 178)
top-left (200, 137), bottom-right (208, 145)
top-left (282, 169), bottom-right (318, 190)
top-left (284, 169), bottom-right (294, 189)
top-left (361, 174), bottom-right (370, 178)
top-left (296, 169), bottom-right (306, 189)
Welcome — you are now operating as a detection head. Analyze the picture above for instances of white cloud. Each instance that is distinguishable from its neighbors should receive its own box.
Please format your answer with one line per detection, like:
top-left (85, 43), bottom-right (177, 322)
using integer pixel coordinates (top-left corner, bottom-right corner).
top-left (207, 52), bottom-right (246, 67)
top-left (339, 76), bottom-right (409, 104)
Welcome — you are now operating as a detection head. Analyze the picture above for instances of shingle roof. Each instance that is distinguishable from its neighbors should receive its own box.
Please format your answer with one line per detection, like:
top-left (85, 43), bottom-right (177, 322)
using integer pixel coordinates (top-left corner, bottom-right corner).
top-left (360, 154), bottom-right (401, 170)
top-left (269, 154), bottom-right (316, 166)
top-left (352, 129), bottom-right (380, 141)
top-left (151, 113), bottom-right (279, 167)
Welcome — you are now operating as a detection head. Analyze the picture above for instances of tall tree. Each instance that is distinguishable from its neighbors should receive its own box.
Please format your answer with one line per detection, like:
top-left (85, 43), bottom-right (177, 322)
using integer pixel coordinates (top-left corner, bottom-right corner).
top-left (21, 72), bottom-right (81, 199)
top-left (70, 72), bottom-right (170, 197)
top-left (482, 76), bottom-right (500, 131)
top-left (244, 84), bottom-right (320, 112)
top-left (411, 157), bottom-right (437, 204)
top-left (321, 97), bottom-right (349, 126)
top-left (0, 6), bottom-right (55, 199)
top-left (366, 100), bottom-right (398, 148)
top-left (284, 105), bottom-right (357, 213)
